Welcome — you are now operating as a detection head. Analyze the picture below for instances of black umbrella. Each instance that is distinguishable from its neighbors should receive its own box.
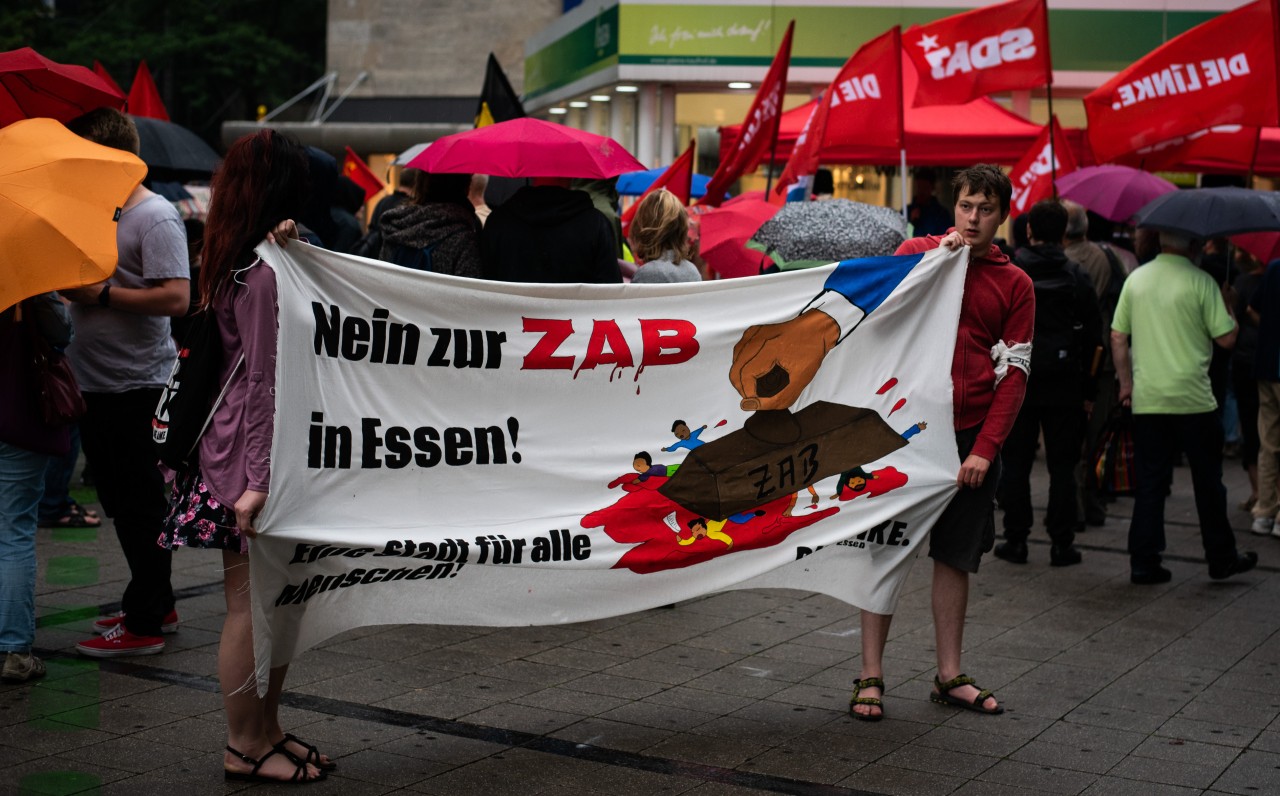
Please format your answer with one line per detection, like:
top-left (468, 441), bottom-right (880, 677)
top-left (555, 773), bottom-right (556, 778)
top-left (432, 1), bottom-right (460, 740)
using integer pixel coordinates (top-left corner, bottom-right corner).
top-left (131, 115), bottom-right (220, 176)
top-left (1134, 186), bottom-right (1280, 238)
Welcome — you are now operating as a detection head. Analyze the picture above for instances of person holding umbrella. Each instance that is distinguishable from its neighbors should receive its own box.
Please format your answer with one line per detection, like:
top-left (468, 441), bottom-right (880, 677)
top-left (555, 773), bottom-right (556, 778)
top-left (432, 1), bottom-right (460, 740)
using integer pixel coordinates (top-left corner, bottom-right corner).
top-left (0, 294), bottom-right (73, 682)
top-left (157, 128), bottom-right (330, 783)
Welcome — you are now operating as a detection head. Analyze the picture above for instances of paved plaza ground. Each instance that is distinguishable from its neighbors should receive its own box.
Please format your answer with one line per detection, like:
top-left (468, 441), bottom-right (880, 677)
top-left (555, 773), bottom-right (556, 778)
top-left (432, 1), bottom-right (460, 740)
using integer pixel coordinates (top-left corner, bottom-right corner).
top-left (5, 453), bottom-right (1280, 795)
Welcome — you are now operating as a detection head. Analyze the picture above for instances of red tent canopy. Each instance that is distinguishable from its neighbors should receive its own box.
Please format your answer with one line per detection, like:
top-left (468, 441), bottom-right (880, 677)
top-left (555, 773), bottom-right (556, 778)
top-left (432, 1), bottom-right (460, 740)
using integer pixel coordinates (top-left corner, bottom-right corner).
top-left (720, 59), bottom-right (1089, 167)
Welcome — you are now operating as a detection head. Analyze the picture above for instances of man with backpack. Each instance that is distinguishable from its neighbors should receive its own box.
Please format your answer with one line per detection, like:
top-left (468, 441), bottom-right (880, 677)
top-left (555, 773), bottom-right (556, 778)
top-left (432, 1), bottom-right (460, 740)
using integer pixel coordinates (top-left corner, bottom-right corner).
top-left (995, 200), bottom-right (1101, 567)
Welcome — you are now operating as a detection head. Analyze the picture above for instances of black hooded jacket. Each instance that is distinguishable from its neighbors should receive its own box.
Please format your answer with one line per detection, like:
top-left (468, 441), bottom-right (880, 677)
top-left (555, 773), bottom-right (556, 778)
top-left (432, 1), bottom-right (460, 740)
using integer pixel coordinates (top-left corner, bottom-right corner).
top-left (479, 185), bottom-right (620, 284)
top-left (1013, 244), bottom-right (1104, 405)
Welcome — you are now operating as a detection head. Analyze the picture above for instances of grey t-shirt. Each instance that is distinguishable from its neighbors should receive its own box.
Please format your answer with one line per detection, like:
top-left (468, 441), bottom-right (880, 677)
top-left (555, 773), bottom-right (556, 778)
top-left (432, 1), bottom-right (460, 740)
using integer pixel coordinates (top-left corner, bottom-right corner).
top-left (68, 193), bottom-right (189, 393)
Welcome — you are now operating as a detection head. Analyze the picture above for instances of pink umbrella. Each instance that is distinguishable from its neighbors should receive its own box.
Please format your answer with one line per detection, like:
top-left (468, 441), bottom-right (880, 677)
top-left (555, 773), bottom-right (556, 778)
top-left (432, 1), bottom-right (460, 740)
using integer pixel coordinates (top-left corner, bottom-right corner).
top-left (408, 118), bottom-right (645, 179)
top-left (696, 197), bottom-right (778, 279)
top-left (1055, 165), bottom-right (1177, 223)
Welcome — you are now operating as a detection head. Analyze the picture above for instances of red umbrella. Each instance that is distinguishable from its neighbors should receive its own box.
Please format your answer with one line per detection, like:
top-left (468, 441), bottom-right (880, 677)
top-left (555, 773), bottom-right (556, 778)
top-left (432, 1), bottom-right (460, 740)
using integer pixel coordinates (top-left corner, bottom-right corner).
top-left (695, 197), bottom-right (778, 279)
top-left (0, 47), bottom-right (126, 128)
top-left (408, 118), bottom-right (645, 179)
top-left (1234, 232), bottom-right (1280, 264)
top-left (1055, 165), bottom-right (1177, 223)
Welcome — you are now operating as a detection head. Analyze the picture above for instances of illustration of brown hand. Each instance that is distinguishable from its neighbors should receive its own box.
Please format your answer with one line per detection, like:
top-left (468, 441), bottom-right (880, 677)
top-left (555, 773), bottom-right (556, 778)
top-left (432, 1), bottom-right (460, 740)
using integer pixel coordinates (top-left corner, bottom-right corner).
top-left (729, 309), bottom-right (839, 412)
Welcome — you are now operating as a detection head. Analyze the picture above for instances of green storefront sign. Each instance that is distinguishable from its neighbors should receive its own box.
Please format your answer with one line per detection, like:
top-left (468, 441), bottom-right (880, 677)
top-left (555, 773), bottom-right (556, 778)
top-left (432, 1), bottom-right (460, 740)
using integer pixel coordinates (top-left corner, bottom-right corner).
top-left (525, 2), bottom-right (1223, 100)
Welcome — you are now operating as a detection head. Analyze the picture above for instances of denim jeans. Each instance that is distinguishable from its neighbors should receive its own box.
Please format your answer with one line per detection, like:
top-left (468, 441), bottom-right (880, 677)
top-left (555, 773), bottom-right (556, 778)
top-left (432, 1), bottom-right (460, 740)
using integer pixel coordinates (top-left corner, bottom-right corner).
top-left (38, 423), bottom-right (80, 521)
top-left (0, 441), bottom-right (50, 653)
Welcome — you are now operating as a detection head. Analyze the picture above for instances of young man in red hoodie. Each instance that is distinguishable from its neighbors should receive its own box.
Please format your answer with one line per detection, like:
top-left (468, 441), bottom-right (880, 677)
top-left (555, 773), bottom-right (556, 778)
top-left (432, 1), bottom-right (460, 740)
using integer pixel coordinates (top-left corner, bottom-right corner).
top-left (850, 164), bottom-right (1034, 719)
top-left (726, 165), bottom-right (1032, 719)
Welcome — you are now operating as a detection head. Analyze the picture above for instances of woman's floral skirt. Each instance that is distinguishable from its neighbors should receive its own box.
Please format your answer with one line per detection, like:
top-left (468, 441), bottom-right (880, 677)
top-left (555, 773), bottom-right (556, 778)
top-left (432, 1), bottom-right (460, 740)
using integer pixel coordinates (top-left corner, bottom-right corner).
top-left (158, 465), bottom-right (247, 554)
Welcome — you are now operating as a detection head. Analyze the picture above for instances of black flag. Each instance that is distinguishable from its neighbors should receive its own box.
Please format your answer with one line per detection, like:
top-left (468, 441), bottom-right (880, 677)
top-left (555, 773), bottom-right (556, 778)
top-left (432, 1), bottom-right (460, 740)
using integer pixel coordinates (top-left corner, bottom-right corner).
top-left (475, 53), bottom-right (525, 128)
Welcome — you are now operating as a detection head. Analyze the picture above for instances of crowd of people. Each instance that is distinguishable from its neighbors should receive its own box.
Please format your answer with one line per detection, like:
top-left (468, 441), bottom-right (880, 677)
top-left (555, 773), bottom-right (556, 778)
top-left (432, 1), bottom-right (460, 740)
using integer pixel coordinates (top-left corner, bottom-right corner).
top-left (0, 110), bottom-right (1273, 781)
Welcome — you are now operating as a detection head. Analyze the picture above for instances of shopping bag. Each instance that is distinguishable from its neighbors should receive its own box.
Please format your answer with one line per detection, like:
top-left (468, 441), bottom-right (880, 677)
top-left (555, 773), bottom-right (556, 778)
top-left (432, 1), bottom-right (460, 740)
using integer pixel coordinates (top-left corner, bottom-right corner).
top-left (1093, 407), bottom-right (1135, 496)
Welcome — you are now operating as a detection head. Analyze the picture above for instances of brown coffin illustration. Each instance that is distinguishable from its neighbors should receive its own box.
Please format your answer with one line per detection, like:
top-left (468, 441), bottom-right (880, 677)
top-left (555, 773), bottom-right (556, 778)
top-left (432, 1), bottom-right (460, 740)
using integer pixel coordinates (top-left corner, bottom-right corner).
top-left (658, 401), bottom-right (907, 520)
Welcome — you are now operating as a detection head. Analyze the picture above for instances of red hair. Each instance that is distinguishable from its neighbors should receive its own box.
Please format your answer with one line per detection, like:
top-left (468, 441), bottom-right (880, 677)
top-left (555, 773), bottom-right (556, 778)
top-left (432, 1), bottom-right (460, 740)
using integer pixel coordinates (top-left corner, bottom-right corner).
top-left (199, 129), bottom-right (309, 308)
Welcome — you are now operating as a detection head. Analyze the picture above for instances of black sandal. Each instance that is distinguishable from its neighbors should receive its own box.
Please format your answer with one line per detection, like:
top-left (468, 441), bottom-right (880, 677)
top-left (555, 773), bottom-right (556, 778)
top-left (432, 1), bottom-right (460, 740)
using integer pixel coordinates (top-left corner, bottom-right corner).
top-left (224, 745), bottom-right (323, 784)
top-left (929, 673), bottom-right (1003, 715)
top-left (275, 733), bottom-right (338, 772)
top-left (849, 676), bottom-right (885, 722)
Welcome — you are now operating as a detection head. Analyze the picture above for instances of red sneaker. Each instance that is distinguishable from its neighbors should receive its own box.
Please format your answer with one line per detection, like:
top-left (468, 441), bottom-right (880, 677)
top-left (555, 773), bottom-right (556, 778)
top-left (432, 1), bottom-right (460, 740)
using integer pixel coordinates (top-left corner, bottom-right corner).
top-left (92, 610), bottom-right (179, 635)
top-left (76, 624), bottom-right (165, 657)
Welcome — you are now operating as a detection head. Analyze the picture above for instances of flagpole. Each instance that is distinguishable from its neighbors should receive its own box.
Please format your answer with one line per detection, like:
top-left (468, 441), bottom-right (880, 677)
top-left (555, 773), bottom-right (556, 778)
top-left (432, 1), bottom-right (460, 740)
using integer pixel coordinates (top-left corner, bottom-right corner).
top-left (895, 26), bottom-right (907, 221)
top-left (1041, 0), bottom-right (1057, 197)
top-left (1249, 125), bottom-right (1263, 187)
top-left (1047, 92), bottom-right (1057, 197)
top-left (764, 109), bottom-right (783, 197)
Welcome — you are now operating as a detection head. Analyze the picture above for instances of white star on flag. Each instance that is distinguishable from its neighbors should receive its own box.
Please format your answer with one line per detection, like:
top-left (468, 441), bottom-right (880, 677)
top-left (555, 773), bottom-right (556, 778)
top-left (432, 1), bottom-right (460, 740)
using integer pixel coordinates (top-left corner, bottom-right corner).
top-left (917, 33), bottom-right (939, 51)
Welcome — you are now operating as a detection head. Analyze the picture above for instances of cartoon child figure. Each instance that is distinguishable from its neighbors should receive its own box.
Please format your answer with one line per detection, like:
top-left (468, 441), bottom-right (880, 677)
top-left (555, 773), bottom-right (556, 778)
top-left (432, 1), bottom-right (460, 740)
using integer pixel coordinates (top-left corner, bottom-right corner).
top-left (901, 420), bottom-right (927, 441)
top-left (678, 510), bottom-right (765, 548)
top-left (832, 467), bottom-right (876, 500)
top-left (630, 451), bottom-right (668, 485)
top-left (680, 517), bottom-right (735, 548)
top-left (662, 420), bottom-right (707, 453)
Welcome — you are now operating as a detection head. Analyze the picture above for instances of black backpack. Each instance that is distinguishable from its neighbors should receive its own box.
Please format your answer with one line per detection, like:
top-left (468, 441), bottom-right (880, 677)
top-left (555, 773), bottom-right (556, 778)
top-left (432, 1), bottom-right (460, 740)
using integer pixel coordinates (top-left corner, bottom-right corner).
top-left (152, 311), bottom-right (242, 471)
top-left (1030, 269), bottom-right (1085, 380)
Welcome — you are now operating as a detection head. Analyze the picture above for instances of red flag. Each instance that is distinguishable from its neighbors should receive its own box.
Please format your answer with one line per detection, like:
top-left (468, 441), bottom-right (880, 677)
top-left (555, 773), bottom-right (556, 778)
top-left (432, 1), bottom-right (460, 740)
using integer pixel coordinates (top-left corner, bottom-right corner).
top-left (1114, 124), bottom-right (1259, 173)
top-left (127, 60), bottom-right (169, 121)
top-left (342, 146), bottom-right (385, 202)
top-left (903, 0), bottom-right (1051, 107)
top-left (776, 27), bottom-right (903, 196)
top-left (622, 140), bottom-right (694, 235)
top-left (92, 61), bottom-right (124, 96)
top-left (698, 20), bottom-right (794, 208)
top-left (1008, 116), bottom-right (1076, 215)
top-left (1084, 0), bottom-right (1279, 164)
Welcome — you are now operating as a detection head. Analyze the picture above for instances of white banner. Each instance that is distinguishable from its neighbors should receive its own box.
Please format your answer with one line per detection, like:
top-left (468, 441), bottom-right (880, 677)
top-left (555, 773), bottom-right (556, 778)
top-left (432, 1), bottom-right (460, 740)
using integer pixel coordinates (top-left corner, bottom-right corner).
top-left (250, 243), bottom-right (967, 676)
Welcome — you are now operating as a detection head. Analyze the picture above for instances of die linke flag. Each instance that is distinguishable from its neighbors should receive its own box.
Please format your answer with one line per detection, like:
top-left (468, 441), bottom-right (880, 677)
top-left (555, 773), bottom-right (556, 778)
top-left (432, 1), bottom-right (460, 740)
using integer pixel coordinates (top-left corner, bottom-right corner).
top-left (342, 146), bottom-right (385, 203)
top-left (903, 0), bottom-right (1051, 108)
top-left (621, 140), bottom-right (694, 235)
top-left (127, 59), bottom-right (169, 121)
top-left (699, 20), bottom-right (795, 208)
top-left (1084, 0), bottom-right (1280, 164)
top-left (775, 27), bottom-right (903, 197)
top-left (1008, 116), bottom-right (1076, 215)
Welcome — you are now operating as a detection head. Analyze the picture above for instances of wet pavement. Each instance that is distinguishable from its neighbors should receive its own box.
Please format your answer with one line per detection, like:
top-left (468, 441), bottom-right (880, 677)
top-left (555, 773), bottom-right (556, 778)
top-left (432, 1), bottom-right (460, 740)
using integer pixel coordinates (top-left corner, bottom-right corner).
top-left (5, 452), bottom-right (1280, 795)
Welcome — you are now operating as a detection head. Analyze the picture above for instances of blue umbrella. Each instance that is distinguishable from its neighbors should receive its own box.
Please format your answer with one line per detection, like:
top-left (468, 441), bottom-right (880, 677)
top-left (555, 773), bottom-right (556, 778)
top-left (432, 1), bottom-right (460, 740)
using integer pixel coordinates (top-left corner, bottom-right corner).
top-left (617, 167), bottom-right (715, 198)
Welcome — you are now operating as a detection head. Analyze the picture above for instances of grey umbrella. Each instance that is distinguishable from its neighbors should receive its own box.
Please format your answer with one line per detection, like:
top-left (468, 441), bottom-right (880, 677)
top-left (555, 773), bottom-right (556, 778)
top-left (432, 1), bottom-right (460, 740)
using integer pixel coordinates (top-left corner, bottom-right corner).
top-left (131, 115), bottom-right (220, 176)
top-left (1134, 187), bottom-right (1280, 238)
top-left (749, 199), bottom-right (907, 270)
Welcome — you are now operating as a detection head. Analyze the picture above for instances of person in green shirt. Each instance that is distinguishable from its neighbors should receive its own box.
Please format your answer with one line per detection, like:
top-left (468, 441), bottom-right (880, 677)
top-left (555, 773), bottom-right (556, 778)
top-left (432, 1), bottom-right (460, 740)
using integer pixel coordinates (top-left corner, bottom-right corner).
top-left (1111, 229), bottom-right (1255, 585)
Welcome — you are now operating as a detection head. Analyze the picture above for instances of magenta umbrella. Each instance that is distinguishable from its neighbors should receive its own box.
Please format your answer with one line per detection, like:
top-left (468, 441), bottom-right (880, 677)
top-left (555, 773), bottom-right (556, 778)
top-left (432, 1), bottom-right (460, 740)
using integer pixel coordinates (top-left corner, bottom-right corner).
top-left (407, 118), bottom-right (645, 179)
top-left (1055, 165), bottom-right (1177, 223)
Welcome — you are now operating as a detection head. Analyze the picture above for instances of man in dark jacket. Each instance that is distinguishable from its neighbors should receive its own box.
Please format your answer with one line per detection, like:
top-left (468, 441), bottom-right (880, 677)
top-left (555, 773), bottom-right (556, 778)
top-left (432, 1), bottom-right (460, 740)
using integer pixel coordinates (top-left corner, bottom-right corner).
top-left (995, 199), bottom-right (1102, 567)
top-left (480, 179), bottom-right (621, 284)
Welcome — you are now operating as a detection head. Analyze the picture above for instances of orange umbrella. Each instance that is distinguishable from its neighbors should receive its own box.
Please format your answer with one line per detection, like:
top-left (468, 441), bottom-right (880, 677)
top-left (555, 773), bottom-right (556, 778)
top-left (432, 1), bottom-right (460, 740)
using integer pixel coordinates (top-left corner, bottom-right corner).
top-left (1, 117), bottom-right (147, 311)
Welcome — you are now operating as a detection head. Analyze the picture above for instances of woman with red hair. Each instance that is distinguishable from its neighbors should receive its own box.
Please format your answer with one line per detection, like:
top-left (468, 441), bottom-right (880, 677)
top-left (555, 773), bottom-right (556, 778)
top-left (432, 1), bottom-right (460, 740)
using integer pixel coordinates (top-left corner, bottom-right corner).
top-left (158, 129), bottom-right (330, 784)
